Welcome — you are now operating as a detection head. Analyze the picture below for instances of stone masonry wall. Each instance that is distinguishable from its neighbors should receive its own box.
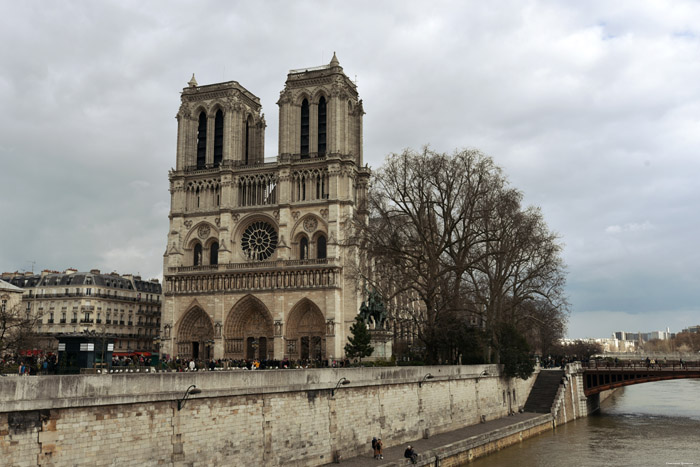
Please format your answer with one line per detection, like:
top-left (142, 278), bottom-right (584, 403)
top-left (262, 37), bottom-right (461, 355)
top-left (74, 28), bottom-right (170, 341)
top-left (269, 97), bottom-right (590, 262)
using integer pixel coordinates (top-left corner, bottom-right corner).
top-left (0, 365), bottom-right (537, 466)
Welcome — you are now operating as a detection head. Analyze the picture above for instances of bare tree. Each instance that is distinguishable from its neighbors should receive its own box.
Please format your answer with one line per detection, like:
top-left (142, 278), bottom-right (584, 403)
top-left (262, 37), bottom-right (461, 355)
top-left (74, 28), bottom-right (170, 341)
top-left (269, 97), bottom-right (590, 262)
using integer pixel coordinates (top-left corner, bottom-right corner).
top-left (0, 301), bottom-right (42, 356)
top-left (348, 147), bottom-right (568, 368)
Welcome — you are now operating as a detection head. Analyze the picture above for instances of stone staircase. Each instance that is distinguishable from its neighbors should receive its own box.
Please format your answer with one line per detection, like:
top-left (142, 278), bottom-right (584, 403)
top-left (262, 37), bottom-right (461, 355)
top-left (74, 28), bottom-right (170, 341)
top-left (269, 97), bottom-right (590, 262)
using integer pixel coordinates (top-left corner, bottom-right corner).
top-left (523, 369), bottom-right (565, 413)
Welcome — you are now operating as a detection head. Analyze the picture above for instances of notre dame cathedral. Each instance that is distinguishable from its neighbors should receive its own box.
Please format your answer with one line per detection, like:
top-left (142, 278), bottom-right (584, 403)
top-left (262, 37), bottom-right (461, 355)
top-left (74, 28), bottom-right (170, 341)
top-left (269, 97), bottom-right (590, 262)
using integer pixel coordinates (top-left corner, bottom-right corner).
top-left (161, 54), bottom-right (370, 362)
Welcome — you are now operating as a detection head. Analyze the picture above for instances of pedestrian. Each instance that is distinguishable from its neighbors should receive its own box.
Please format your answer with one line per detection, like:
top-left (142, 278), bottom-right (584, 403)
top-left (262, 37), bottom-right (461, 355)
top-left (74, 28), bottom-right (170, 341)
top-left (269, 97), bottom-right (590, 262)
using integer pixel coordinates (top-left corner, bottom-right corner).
top-left (376, 438), bottom-right (383, 460)
top-left (404, 445), bottom-right (418, 464)
top-left (371, 437), bottom-right (377, 459)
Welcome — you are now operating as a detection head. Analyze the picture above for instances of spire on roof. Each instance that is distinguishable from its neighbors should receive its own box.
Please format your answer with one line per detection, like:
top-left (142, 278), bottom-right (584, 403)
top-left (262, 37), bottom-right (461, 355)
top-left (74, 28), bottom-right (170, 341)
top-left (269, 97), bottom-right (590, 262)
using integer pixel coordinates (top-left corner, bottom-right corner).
top-left (330, 52), bottom-right (339, 67)
top-left (188, 73), bottom-right (198, 87)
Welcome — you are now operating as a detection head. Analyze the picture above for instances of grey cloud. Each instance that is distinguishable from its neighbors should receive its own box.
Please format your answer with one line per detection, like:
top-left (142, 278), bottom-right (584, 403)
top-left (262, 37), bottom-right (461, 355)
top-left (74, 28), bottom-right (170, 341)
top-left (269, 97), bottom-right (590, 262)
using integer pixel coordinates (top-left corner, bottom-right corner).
top-left (2, 0), bottom-right (699, 337)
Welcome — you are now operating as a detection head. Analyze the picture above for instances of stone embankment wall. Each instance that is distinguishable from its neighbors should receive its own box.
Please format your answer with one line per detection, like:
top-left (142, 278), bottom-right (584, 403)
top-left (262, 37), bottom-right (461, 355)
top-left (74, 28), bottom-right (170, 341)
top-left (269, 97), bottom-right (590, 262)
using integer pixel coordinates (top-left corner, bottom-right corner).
top-left (550, 362), bottom-right (593, 426)
top-left (0, 365), bottom-right (536, 467)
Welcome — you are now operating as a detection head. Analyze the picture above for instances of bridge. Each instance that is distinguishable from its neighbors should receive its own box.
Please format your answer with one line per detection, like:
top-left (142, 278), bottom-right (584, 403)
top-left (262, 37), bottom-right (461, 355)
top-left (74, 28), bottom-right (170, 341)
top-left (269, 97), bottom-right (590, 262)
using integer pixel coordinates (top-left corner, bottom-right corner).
top-left (582, 360), bottom-right (700, 396)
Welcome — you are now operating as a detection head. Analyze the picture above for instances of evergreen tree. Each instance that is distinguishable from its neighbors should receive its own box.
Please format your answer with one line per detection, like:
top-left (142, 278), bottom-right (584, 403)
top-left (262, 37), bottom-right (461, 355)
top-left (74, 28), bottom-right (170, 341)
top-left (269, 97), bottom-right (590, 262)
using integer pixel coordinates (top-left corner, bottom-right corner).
top-left (345, 315), bottom-right (374, 362)
top-left (498, 323), bottom-right (534, 380)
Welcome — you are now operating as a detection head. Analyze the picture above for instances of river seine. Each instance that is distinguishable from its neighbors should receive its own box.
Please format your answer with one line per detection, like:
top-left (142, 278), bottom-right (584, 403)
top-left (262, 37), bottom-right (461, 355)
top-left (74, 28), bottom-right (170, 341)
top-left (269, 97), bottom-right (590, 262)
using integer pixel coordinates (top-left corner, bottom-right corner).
top-left (470, 378), bottom-right (700, 466)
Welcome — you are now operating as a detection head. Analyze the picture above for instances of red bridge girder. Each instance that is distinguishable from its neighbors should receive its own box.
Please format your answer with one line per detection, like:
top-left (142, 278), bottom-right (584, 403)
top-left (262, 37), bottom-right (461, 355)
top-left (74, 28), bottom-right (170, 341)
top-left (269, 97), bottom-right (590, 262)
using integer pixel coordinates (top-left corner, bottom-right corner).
top-left (583, 364), bottom-right (700, 396)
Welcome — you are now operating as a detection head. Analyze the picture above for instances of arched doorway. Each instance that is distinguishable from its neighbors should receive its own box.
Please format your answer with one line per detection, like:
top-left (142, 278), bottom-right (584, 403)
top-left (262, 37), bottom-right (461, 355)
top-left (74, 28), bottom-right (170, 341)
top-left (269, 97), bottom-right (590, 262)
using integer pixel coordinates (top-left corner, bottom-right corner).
top-left (176, 307), bottom-right (214, 360)
top-left (224, 295), bottom-right (274, 360)
top-left (286, 299), bottom-right (326, 361)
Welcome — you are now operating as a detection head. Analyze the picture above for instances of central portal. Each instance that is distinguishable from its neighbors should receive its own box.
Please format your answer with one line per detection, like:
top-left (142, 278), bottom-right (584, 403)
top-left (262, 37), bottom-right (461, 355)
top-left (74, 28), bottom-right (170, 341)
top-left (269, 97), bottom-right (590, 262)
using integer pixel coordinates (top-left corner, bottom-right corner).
top-left (224, 295), bottom-right (274, 360)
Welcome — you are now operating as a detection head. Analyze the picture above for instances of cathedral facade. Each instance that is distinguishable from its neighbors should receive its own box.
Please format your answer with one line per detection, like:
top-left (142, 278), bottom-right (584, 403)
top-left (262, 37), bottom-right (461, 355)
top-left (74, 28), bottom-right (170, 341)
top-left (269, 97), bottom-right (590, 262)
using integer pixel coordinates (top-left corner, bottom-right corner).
top-left (162, 54), bottom-right (369, 362)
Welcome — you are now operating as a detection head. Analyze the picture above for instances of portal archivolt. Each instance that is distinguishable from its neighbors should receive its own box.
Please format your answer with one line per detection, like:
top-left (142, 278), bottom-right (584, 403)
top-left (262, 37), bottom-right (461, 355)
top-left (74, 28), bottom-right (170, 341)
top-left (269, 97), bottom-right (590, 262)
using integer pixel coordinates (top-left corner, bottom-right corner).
top-left (286, 299), bottom-right (326, 361)
top-left (224, 295), bottom-right (274, 360)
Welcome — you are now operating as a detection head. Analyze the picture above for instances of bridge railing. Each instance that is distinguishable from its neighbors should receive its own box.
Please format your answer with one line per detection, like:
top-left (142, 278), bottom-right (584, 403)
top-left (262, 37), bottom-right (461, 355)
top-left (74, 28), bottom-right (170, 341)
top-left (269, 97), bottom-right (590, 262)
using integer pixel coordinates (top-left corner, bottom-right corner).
top-left (582, 360), bottom-right (698, 371)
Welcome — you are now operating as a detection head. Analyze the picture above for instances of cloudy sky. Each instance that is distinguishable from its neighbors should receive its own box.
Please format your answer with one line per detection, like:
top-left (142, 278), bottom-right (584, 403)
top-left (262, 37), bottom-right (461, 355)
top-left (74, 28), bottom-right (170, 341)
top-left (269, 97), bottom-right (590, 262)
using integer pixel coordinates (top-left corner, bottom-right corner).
top-left (2, 1), bottom-right (699, 339)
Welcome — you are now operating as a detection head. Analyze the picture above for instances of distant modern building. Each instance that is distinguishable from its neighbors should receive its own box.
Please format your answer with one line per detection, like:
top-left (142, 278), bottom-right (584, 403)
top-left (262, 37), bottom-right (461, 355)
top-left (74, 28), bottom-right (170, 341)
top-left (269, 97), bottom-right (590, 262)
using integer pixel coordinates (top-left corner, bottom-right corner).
top-left (560, 337), bottom-right (637, 353)
top-left (613, 328), bottom-right (674, 343)
top-left (681, 325), bottom-right (700, 334)
top-left (2, 269), bottom-right (162, 357)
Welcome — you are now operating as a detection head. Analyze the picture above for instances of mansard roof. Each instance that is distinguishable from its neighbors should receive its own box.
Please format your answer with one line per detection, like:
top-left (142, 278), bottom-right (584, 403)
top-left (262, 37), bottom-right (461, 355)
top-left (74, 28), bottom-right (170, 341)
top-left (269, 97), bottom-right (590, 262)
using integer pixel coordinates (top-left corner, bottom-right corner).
top-left (3, 271), bottom-right (161, 293)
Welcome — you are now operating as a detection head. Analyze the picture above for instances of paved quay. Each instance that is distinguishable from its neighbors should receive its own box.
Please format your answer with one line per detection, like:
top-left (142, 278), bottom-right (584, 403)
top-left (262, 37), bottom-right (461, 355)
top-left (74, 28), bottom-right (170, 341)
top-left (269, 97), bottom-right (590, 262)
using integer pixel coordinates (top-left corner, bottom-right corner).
top-left (330, 412), bottom-right (547, 466)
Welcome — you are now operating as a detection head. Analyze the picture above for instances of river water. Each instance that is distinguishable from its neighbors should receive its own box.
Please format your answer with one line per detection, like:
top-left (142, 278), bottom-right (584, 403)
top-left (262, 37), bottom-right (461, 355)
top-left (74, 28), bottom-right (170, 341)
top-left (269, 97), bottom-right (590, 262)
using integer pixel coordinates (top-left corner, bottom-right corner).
top-left (469, 379), bottom-right (700, 466)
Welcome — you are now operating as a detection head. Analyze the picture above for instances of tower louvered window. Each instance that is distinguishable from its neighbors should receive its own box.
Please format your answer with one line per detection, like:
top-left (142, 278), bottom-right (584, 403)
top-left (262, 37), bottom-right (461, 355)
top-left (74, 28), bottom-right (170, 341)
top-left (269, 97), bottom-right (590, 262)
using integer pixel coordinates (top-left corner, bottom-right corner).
top-left (318, 96), bottom-right (326, 156)
top-left (214, 110), bottom-right (223, 167)
top-left (300, 99), bottom-right (309, 157)
top-left (197, 112), bottom-right (207, 169)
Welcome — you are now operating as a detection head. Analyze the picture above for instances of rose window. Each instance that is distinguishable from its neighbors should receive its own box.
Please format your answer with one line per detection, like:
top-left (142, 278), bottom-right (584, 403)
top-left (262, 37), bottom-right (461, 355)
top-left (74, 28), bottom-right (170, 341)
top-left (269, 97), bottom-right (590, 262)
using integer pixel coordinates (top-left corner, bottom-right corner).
top-left (241, 221), bottom-right (278, 261)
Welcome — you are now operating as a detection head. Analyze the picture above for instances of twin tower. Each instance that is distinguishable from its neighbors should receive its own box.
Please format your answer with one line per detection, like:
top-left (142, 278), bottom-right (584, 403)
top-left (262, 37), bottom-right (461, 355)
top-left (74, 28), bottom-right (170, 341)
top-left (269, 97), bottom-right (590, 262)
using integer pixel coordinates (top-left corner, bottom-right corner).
top-left (162, 54), bottom-right (371, 362)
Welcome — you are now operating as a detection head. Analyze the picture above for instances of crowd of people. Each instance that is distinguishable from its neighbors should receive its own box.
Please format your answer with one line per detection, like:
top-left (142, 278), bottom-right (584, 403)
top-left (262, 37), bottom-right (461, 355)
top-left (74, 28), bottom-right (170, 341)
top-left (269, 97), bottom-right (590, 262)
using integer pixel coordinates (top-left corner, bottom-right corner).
top-left (1, 353), bottom-right (359, 375)
top-left (1, 354), bottom-right (57, 375)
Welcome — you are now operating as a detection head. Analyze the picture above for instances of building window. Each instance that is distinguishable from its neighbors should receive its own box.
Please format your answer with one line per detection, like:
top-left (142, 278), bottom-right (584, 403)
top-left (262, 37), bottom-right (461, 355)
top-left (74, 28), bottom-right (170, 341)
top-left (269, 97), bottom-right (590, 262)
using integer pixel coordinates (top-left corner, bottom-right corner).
top-left (300, 237), bottom-right (309, 260)
top-left (214, 110), bottom-right (223, 167)
top-left (210, 242), bottom-right (219, 265)
top-left (86, 288), bottom-right (92, 296)
top-left (194, 243), bottom-right (203, 266)
top-left (300, 99), bottom-right (309, 157)
top-left (318, 96), bottom-right (326, 155)
top-left (1, 299), bottom-right (6, 313)
top-left (197, 112), bottom-right (207, 169)
top-left (317, 235), bottom-right (327, 259)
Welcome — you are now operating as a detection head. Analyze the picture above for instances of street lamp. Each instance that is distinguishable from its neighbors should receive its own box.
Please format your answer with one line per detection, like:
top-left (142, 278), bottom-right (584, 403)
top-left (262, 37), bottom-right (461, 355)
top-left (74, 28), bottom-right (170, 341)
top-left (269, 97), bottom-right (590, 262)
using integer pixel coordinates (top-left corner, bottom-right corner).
top-left (331, 377), bottom-right (351, 397)
top-left (177, 384), bottom-right (202, 411)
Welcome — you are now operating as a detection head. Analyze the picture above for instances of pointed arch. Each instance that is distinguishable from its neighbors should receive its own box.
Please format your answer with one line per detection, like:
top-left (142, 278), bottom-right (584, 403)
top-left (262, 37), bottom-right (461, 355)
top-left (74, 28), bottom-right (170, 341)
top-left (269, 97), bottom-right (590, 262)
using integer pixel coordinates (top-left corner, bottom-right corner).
top-left (197, 111), bottom-right (207, 169)
top-left (300, 98), bottom-right (309, 157)
top-left (316, 234), bottom-right (327, 259)
top-left (209, 241), bottom-right (219, 265)
top-left (214, 109), bottom-right (224, 167)
top-left (299, 236), bottom-right (309, 260)
top-left (286, 298), bottom-right (326, 361)
top-left (193, 243), bottom-right (203, 266)
top-left (176, 306), bottom-right (214, 359)
top-left (224, 295), bottom-right (274, 359)
top-left (317, 95), bottom-right (327, 156)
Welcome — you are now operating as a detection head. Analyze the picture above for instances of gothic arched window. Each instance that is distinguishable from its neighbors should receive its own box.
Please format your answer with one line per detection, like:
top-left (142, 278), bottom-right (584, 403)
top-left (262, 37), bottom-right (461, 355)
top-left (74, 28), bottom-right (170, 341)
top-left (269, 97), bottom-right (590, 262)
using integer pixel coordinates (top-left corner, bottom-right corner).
top-left (300, 237), bottom-right (309, 260)
top-left (210, 242), bottom-right (219, 265)
top-left (300, 99), bottom-right (309, 158)
top-left (214, 110), bottom-right (223, 167)
top-left (245, 117), bottom-right (251, 165)
top-left (197, 112), bottom-right (207, 169)
top-left (194, 243), bottom-right (203, 266)
top-left (318, 96), bottom-right (326, 156)
top-left (317, 235), bottom-right (327, 259)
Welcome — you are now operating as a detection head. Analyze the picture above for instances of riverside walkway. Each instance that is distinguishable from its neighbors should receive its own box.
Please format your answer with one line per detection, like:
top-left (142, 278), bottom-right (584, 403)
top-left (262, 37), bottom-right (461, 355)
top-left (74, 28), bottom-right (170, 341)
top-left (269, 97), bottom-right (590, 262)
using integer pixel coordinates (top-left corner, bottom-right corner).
top-left (332, 411), bottom-right (549, 466)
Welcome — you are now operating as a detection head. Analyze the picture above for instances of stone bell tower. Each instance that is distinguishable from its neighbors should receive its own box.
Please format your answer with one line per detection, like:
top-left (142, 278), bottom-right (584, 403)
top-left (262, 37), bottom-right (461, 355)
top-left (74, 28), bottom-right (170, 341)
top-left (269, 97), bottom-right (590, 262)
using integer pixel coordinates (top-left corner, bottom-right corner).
top-left (162, 54), bottom-right (369, 364)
